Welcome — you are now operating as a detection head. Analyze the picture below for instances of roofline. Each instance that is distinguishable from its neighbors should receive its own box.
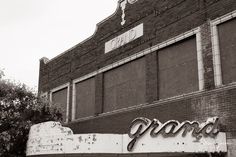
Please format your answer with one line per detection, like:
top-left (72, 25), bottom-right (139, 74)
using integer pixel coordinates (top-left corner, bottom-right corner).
top-left (42, 0), bottom-right (122, 64)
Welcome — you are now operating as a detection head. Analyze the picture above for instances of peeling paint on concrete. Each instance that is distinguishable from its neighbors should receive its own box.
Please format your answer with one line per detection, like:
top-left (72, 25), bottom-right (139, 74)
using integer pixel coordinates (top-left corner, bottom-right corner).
top-left (27, 120), bottom-right (227, 156)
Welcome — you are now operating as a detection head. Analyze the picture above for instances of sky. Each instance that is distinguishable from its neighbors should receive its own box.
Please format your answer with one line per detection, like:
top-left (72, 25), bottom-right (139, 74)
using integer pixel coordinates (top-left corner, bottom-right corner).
top-left (0, 0), bottom-right (117, 90)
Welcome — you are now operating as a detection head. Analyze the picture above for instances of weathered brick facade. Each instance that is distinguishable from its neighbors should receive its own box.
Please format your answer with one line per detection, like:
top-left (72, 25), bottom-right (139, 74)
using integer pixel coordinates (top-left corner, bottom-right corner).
top-left (37, 0), bottom-right (236, 156)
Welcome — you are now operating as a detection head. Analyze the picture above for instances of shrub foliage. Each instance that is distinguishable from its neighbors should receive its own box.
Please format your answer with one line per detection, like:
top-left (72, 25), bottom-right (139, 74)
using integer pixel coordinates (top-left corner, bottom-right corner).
top-left (0, 70), bottom-right (62, 157)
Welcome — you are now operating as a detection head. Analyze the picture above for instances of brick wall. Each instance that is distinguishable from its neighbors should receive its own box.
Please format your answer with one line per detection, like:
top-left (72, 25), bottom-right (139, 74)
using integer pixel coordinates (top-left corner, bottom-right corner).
top-left (39, 0), bottom-right (236, 92)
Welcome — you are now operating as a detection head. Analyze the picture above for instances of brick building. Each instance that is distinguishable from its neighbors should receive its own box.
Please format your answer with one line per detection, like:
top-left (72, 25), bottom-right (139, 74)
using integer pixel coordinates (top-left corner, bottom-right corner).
top-left (34, 0), bottom-right (236, 156)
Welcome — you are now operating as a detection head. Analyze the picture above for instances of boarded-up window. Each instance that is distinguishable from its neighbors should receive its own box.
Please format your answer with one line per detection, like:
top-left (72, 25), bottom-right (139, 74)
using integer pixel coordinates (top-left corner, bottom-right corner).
top-left (75, 77), bottom-right (95, 119)
top-left (104, 57), bottom-right (146, 112)
top-left (52, 87), bottom-right (68, 122)
top-left (218, 18), bottom-right (236, 84)
top-left (158, 37), bottom-right (198, 99)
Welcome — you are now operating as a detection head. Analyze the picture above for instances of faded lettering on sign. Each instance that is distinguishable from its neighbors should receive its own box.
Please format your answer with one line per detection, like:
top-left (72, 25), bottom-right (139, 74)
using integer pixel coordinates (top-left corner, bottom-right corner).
top-left (105, 23), bottom-right (143, 53)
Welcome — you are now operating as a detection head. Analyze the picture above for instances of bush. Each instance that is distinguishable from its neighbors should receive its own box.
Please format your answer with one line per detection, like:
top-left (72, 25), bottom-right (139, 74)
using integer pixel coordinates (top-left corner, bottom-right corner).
top-left (0, 70), bottom-right (62, 157)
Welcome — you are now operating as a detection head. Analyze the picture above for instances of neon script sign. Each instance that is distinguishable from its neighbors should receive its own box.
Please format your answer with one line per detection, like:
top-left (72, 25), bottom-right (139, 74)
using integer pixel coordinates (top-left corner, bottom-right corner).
top-left (127, 117), bottom-right (219, 151)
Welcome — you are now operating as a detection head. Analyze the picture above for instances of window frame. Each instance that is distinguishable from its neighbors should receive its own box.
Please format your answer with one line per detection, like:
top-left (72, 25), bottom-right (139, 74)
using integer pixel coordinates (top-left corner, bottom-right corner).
top-left (211, 10), bottom-right (236, 87)
top-left (50, 83), bottom-right (70, 123)
top-left (72, 77), bottom-right (96, 121)
top-left (157, 36), bottom-right (202, 99)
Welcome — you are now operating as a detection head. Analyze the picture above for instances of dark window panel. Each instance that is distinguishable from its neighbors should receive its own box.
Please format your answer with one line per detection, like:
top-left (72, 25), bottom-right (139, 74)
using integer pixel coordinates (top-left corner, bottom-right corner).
top-left (52, 87), bottom-right (68, 122)
top-left (75, 77), bottom-right (95, 119)
top-left (104, 57), bottom-right (146, 112)
top-left (158, 37), bottom-right (198, 99)
top-left (218, 18), bottom-right (236, 84)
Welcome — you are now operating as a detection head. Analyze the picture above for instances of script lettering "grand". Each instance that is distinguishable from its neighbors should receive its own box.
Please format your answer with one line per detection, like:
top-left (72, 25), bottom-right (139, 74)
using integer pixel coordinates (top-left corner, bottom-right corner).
top-left (127, 117), bottom-right (219, 151)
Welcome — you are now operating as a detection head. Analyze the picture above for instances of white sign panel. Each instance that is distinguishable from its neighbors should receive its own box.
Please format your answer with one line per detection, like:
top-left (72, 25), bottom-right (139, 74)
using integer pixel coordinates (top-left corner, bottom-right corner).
top-left (26, 122), bottom-right (122, 156)
top-left (26, 118), bottom-right (227, 156)
top-left (105, 23), bottom-right (143, 53)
